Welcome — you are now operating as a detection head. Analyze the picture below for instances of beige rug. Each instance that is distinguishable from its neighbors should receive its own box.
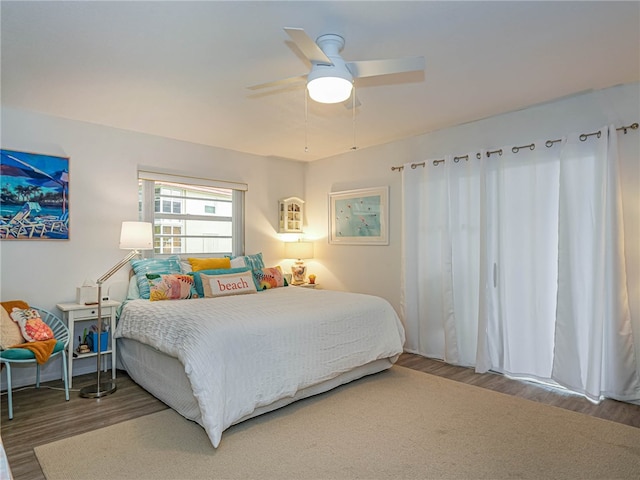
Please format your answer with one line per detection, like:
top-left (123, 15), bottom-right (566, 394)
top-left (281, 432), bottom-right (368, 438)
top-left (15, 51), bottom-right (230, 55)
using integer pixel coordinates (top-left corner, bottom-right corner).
top-left (35, 366), bottom-right (640, 480)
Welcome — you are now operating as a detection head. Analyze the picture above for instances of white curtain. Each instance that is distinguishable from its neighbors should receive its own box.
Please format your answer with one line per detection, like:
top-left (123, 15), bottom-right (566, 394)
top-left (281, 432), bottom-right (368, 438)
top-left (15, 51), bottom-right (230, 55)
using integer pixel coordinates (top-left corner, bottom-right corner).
top-left (552, 127), bottom-right (639, 402)
top-left (479, 143), bottom-right (561, 381)
top-left (401, 125), bottom-right (640, 402)
top-left (402, 154), bottom-right (482, 366)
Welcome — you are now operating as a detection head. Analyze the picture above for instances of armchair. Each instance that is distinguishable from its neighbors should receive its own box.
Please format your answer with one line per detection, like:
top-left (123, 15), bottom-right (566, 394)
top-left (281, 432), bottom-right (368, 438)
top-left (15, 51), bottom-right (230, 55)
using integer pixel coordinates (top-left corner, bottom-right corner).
top-left (0, 307), bottom-right (70, 419)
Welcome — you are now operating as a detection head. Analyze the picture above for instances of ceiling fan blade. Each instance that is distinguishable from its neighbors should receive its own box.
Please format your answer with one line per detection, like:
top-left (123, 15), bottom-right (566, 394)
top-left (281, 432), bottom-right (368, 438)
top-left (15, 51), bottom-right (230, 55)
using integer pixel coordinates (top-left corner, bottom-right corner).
top-left (247, 74), bottom-right (307, 91)
top-left (346, 56), bottom-right (425, 78)
top-left (284, 27), bottom-right (332, 65)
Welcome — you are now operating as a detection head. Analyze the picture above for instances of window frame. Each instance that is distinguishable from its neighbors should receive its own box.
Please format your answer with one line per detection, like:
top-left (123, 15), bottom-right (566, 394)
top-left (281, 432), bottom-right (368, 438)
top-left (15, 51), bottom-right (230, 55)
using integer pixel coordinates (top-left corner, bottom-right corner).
top-left (138, 167), bottom-right (246, 257)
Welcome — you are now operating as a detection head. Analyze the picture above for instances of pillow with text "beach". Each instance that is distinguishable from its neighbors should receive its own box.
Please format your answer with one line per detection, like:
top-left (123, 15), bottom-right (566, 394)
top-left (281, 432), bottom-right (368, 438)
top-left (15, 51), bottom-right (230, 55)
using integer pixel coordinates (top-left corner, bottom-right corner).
top-left (200, 271), bottom-right (257, 298)
top-left (188, 267), bottom-right (252, 298)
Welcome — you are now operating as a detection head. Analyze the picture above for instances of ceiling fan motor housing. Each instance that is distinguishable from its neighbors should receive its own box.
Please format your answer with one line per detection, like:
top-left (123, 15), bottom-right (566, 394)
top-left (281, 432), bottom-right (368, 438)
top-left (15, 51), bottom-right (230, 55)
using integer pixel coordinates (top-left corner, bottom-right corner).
top-left (307, 34), bottom-right (354, 103)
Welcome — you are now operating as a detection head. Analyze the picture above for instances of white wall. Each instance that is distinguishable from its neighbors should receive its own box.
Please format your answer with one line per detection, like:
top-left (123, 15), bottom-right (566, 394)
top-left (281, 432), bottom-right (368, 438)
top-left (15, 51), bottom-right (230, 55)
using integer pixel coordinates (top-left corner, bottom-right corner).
top-left (305, 83), bottom-right (640, 370)
top-left (2, 83), bottom-right (638, 388)
top-left (0, 107), bottom-right (305, 386)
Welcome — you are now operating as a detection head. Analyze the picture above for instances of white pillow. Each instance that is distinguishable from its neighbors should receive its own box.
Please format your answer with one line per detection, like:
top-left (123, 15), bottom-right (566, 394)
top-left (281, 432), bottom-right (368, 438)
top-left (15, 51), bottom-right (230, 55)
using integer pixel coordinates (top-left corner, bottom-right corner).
top-left (126, 276), bottom-right (141, 300)
top-left (229, 257), bottom-right (246, 268)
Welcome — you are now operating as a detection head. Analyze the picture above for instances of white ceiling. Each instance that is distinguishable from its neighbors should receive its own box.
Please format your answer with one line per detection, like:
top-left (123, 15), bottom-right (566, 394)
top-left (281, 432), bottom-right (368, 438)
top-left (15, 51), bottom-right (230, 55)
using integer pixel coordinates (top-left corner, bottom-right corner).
top-left (1, 1), bottom-right (638, 162)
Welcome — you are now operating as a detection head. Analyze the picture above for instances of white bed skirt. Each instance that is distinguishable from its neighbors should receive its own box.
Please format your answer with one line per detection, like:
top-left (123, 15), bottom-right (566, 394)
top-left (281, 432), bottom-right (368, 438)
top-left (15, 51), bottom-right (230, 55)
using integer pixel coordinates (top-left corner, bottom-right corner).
top-left (117, 337), bottom-right (398, 429)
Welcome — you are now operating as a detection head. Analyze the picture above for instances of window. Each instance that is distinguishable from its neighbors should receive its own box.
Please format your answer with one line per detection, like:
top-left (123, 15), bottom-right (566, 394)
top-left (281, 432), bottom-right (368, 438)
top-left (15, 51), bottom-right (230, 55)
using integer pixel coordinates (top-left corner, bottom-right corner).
top-left (138, 168), bottom-right (246, 257)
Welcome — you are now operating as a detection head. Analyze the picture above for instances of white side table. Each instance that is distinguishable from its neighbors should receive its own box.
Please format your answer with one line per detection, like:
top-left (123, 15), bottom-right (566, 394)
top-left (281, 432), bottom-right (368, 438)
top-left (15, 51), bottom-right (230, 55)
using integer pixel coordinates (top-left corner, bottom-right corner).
top-left (293, 283), bottom-right (319, 289)
top-left (56, 300), bottom-right (120, 387)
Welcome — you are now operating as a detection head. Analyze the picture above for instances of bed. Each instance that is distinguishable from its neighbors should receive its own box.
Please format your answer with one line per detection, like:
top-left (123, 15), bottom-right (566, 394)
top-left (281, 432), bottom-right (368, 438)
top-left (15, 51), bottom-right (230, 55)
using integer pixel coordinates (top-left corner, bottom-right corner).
top-left (114, 282), bottom-right (405, 448)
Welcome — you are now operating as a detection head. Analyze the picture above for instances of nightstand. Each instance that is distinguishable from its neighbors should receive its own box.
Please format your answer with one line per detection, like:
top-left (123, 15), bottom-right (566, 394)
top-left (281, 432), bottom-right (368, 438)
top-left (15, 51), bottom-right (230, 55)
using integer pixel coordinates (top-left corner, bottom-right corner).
top-left (293, 283), bottom-right (319, 289)
top-left (56, 300), bottom-right (120, 387)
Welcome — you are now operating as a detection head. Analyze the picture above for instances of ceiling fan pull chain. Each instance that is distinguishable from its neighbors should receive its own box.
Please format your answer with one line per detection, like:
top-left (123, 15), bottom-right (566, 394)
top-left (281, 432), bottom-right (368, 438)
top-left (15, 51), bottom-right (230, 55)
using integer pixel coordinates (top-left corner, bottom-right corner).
top-left (304, 89), bottom-right (309, 153)
top-left (351, 84), bottom-right (357, 150)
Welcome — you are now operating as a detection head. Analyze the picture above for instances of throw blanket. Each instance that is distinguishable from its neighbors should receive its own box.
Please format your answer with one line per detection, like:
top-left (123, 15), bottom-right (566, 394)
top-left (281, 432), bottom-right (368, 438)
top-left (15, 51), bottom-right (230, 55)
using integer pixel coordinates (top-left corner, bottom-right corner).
top-left (116, 287), bottom-right (405, 447)
top-left (1, 300), bottom-right (29, 314)
top-left (10, 338), bottom-right (57, 364)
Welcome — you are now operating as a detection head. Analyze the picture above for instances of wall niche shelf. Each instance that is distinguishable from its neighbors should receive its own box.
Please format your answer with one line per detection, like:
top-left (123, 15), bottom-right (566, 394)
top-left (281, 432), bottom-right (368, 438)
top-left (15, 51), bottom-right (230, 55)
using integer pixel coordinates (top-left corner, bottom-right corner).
top-left (278, 197), bottom-right (304, 233)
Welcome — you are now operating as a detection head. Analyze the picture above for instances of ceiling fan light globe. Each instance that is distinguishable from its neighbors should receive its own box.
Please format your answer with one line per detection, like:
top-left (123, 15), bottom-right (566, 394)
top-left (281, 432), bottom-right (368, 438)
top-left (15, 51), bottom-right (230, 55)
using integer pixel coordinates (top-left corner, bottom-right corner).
top-left (307, 76), bottom-right (353, 104)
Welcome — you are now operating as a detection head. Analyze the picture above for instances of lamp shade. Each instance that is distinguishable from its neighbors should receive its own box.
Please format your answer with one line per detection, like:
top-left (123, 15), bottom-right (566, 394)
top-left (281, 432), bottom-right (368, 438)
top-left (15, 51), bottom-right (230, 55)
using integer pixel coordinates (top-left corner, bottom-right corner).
top-left (119, 221), bottom-right (153, 250)
top-left (284, 241), bottom-right (314, 260)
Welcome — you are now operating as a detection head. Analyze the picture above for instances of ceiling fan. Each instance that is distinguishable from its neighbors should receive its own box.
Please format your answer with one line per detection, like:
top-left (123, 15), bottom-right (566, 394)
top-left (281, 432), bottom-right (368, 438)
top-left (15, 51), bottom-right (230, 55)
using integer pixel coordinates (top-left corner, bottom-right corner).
top-left (248, 27), bottom-right (425, 105)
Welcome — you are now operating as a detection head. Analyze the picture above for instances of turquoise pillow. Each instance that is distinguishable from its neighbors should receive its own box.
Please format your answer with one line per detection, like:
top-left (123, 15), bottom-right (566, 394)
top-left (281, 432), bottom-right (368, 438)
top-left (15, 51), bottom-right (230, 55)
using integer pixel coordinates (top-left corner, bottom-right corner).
top-left (188, 267), bottom-right (252, 297)
top-left (229, 253), bottom-right (266, 289)
top-left (131, 256), bottom-right (182, 300)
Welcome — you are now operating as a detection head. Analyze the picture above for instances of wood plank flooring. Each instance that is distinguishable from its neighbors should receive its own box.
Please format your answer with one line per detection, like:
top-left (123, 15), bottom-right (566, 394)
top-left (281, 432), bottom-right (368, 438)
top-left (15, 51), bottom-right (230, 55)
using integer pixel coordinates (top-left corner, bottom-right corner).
top-left (2, 353), bottom-right (639, 480)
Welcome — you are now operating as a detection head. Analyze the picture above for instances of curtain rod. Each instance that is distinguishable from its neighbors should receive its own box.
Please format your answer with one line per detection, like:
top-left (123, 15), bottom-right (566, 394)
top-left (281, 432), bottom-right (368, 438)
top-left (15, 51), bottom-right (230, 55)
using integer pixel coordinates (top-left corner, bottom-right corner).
top-left (390, 122), bottom-right (638, 171)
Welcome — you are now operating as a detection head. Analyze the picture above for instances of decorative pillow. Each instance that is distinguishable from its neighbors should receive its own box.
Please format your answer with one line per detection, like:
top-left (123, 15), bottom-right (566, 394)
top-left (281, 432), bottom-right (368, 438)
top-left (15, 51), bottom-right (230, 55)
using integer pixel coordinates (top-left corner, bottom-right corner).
top-left (188, 257), bottom-right (232, 272)
top-left (10, 307), bottom-right (54, 342)
top-left (188, 267), bottom-right (252, 297)
top-left (229, 257), bottom-right (246, 268)
top-left (254, 266), bottom-right (287, 290)
top-left (1, 307), bottom-right (25, 348)
top-left (229, 252), bottom-right (265, 271)
top-left (126, 275), bottom-right (141, 300)
top-left (200, 271), bottom-right (258, 298)
top-left (131, 256), bottom-right (182, 299)
top-left (146, 274), bottom-right (199, 301)
top-left (229, 253), bottom-right (267, 289)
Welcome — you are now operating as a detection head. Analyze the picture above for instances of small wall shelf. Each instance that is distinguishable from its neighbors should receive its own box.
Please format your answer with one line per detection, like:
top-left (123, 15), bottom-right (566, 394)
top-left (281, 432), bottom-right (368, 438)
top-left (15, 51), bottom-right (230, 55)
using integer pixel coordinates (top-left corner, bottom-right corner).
top-left (278, 197), bottom-right (305, 233)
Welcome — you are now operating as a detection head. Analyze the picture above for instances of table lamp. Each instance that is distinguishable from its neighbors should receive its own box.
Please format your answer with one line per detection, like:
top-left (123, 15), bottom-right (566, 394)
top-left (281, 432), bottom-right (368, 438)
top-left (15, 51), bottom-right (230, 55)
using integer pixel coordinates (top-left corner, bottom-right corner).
top-left (80, 221), bottom-right (153, 398)
top-left (284, 240), bottom-right (314, 285)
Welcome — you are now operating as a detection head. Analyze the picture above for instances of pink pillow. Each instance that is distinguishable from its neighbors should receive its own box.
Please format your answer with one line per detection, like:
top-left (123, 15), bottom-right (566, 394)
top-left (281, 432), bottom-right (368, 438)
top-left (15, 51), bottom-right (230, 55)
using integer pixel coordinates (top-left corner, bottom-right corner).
top-left (147, 274), bottom-right (199, 301)
top-left (255, 267), bottom-right (287, 290)
top-left (10, 308), bottom-right (54, 342)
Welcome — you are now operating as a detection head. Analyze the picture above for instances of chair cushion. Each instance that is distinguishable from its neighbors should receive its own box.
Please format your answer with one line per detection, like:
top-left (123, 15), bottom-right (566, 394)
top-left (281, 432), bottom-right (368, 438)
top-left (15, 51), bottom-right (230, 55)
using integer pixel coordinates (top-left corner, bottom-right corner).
top-left (0, 340), bottom-right (64, 360)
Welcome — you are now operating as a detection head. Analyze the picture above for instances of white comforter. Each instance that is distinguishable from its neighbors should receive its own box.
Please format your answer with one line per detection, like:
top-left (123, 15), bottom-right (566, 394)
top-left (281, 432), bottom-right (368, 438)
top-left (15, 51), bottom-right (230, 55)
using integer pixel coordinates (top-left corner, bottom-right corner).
top-left (116, 287), bottom-right (405, 447)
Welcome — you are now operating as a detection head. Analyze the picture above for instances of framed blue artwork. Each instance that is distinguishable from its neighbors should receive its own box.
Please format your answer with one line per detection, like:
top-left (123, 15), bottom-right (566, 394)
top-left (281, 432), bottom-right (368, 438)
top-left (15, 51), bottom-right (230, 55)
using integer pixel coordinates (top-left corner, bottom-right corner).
top-left (0, 149), bottom-right (70, 240)
top-left (329, 186), bottom-right (389, 245)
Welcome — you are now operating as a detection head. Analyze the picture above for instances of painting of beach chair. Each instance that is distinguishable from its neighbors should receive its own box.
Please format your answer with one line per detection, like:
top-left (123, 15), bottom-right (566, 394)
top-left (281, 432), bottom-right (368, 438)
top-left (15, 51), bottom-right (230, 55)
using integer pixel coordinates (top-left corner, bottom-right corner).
top-left (1, 149), bottom-right (70, 241)
top-left (0, 203), bottom-right (47, 239)
top-left (38, 211), bottom-right (69, 237)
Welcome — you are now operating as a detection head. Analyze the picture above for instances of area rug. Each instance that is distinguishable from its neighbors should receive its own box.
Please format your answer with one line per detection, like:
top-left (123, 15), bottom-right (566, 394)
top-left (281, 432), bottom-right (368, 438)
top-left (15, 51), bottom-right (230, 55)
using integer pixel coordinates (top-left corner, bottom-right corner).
top-left (35, 366), bottom-right (640, 480)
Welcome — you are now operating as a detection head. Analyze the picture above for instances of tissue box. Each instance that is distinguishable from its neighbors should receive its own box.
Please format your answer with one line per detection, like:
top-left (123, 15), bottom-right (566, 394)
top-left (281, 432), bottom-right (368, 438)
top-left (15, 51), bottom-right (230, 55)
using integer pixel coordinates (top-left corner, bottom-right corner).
top-left (87, 331), bottom-right (109, 352)
top-left (76, 286), bottom-right (98, 305)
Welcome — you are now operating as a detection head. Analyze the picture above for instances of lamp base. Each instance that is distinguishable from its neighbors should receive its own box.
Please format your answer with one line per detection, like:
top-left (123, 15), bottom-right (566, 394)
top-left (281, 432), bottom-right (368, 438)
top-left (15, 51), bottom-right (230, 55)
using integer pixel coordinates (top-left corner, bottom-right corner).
top-left (291, 261), bottom-right (307, 285)
top-left (79, 381), bottom-right (117, 398)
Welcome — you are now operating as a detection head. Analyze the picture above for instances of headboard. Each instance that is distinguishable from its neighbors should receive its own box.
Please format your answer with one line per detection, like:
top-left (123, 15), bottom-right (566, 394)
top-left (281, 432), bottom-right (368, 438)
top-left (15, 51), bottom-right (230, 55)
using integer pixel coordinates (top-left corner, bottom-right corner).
top-left (108, 280), bottom-right (129, 304)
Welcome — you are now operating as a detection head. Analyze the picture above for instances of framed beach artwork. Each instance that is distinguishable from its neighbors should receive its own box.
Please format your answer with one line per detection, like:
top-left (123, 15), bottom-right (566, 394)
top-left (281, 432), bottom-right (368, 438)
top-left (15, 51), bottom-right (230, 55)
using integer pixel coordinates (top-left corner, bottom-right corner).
top-left (329, 186), bottom-right (389, 245)
top-left (0, 149), bottom-right (70, 240)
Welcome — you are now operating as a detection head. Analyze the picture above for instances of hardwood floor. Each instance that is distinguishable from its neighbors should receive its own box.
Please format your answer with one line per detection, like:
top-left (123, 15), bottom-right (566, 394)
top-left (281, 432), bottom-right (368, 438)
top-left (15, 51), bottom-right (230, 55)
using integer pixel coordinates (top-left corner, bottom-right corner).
top-left (395, 353), bottom-right (640, 427)
top-left (2, 354), bottom-right (639, 480)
